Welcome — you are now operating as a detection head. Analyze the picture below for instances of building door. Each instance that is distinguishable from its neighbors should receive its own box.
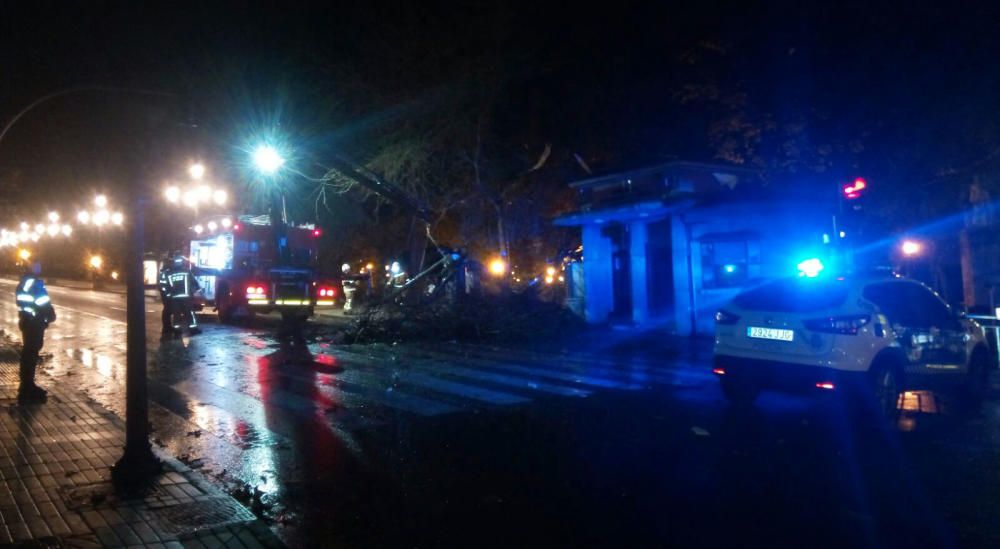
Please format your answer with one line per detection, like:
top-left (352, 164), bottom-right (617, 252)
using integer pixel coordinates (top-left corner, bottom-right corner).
top-left (603, 224), bottom-right (632, 320)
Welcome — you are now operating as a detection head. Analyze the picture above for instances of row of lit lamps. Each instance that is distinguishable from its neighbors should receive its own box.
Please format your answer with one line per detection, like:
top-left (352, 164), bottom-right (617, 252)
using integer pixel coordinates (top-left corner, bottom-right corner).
top-left (0, 195), bottom-right (124, 249)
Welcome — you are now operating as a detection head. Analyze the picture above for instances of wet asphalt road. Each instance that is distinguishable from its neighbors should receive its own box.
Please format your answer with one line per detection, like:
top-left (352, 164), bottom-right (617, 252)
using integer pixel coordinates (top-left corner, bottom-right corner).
top-left (3, 280), bottom-right (1000, 548)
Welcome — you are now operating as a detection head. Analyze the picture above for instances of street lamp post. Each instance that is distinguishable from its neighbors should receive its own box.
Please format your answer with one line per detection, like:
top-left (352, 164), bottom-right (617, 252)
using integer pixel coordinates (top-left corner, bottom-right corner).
top-left (0, 85), bottom-right (173, 482)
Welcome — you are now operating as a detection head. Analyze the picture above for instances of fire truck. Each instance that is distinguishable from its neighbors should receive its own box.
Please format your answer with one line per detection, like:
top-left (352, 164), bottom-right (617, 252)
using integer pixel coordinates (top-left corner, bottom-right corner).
top-left (186, 214), bottom-right (339, 322)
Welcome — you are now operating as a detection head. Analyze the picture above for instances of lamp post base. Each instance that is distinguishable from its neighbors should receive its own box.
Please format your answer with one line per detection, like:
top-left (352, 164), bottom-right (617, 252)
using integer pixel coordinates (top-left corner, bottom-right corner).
top-left (111, 445), bottom-right (162, 486)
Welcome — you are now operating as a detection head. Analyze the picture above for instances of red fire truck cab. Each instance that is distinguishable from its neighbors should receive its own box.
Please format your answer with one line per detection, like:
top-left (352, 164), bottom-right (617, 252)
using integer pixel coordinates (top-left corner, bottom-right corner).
top-left (187, 214), bottom-right (339, 322)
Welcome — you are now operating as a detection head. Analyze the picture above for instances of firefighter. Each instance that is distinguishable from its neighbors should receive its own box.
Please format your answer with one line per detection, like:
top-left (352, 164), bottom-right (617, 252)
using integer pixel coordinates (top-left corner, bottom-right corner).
top-left (159, 253), bottom-right (202, 336)
top-left (157, 253), bottom-right (174, 335)
top-left (14, 262), bottom-right (56, 402)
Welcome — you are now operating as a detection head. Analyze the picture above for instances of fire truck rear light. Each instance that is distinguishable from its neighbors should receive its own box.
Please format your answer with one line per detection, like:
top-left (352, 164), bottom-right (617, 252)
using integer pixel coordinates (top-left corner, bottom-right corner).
top-left (312, 229), bottom-right (321, 237)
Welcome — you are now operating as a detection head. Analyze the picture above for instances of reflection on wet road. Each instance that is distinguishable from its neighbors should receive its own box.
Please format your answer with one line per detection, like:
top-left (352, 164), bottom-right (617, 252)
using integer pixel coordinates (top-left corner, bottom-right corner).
top-left (3, 279), bottom-right (1000, 547)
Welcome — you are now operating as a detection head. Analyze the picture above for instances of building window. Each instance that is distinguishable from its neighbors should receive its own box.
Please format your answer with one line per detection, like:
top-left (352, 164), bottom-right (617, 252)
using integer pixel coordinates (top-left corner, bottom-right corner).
top-left (700, 235), bottom-right (758, 289)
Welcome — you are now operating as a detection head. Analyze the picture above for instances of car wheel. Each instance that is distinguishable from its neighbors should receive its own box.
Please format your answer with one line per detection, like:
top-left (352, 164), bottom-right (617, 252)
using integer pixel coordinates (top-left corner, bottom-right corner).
top-left (720, 375), bottom-right (760, 406)
top-left (869, 363), bottom-right (901, 420)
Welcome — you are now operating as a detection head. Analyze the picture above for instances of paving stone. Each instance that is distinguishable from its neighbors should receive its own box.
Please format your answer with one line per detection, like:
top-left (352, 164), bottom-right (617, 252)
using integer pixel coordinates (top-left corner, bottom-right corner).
top-left (0, 359), bottom-right (283, 548)
top-left (95, 525), bottom-right (123, 547)
top-left (111, 521), bottom-right (143, 545)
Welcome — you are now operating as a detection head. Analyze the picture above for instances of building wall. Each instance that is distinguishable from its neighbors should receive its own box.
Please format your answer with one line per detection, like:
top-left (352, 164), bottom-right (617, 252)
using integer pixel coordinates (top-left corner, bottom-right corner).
top-left (581, 223), bottom-right (613, 323)
top-left (575, 200), bottom-right (829, 333)
top-left (674, 201), bottom-right (830, 335)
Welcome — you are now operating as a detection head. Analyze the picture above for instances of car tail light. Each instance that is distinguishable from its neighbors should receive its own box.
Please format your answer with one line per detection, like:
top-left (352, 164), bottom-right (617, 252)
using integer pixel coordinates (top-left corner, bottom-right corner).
top-left (715, 310), bottom-right (740, 325)
top-left (803, 314), bottom-right (870, 335)
top-left (246, 285), bottom-right (266, 297)
top-left (318, 287), bottom-right (335, 297)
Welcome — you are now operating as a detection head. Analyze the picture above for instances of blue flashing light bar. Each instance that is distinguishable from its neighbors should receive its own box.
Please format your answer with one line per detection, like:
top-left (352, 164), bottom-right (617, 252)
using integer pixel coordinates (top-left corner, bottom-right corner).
top-left (797, 258), bottom-right (824, 278)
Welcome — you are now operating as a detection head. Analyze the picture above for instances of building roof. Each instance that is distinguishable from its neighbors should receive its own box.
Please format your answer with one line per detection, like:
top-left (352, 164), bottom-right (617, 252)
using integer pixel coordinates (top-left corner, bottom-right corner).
top-left (568, 160), bottom-right (762, 190)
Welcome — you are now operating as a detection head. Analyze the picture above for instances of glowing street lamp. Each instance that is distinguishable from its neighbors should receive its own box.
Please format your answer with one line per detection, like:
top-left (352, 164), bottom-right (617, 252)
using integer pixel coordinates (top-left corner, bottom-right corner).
top-left (164, 186), bottom-right (181, 203)
top-left (93, 210), bottom-right (110, 226)
top-left (89, 255), bottom-right (103, 270)
top-left (252, 145), bottom-right (285, 175)
top-left (488, 258), bottom-right (507, 277)
top-left (188, 162), bottom-right (206, 180)
top-left (78, 211), bottom-right (91, 224)
top-left (901, 240), bottom-right (923, 257)
top-left (212, 189), bottom-right (227, 206)
top-left (95, 194), bottom-right (108, 208)
top-left (18, 248), bottom-right (31, 261)
top-left (48, 211), bottom-right (59, 223)
top-left (111, 212), bottom-right (124, 226)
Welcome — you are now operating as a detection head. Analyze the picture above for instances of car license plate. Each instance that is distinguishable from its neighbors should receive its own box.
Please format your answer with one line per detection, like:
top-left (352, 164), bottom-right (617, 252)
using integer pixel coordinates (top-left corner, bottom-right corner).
top-left (747, 326), bottom-right (794, 342)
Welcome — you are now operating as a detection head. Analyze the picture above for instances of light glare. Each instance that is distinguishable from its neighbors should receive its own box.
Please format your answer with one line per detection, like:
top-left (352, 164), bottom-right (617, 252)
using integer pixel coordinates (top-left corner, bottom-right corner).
top-left (253, 145), bottom-right (285, 175)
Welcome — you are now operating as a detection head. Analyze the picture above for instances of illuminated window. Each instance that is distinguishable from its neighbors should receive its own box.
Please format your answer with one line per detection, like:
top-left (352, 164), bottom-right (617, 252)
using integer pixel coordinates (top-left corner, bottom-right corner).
top-left (700, 234), bottom-right (759, 289)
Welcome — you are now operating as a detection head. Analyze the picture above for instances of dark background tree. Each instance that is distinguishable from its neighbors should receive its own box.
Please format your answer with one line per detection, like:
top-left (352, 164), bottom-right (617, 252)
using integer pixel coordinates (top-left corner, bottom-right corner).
top-left (3, 1), bottom-right (1000, 281)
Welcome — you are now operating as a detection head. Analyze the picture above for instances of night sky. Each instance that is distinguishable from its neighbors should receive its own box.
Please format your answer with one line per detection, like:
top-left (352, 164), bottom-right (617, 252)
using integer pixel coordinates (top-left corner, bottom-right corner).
top-left (2, 1), bottom-right (1000, 229)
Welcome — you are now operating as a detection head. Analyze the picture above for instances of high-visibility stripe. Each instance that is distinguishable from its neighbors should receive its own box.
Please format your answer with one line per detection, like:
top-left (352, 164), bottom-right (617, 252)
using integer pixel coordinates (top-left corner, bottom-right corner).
top-left (23, 278), bottom-right (34, 291)
top-left (34, 295), bottom-right (50, 305)
top-left (17, 293), bottom-right (34, 302)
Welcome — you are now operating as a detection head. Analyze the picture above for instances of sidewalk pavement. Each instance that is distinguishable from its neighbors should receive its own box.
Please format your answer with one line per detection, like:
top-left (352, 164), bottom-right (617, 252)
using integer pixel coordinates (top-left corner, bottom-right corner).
top-left (0, 346), bottom-right (284, 548)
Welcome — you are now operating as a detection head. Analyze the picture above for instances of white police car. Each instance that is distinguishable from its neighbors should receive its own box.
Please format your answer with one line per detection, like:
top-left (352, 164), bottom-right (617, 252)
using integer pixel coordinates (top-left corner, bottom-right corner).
top-left (713, 273), bottom-right (993, 416)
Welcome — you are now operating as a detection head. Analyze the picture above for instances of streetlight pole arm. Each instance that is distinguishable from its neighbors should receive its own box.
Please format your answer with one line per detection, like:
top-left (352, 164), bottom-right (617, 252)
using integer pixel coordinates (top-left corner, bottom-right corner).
top-left (0, 85), bottom-right (175, 147)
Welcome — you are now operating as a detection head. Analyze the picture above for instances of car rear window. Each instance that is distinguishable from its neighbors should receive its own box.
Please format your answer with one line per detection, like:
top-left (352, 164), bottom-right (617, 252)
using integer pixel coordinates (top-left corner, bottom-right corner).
top-left (733, 278), bottom-right (850, 312)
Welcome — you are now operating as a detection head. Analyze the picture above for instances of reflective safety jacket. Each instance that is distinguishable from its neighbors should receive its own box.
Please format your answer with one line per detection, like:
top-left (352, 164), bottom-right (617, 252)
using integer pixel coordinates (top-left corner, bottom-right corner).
top-left (15, 275), bottom-right (56, 326)
top-left (158, 267), bottom-right (199, 300)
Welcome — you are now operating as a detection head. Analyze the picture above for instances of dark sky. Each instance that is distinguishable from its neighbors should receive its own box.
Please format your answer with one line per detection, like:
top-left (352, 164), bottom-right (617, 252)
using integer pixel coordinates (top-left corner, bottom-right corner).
top-left (2, 1), bottom-right (1000, 217)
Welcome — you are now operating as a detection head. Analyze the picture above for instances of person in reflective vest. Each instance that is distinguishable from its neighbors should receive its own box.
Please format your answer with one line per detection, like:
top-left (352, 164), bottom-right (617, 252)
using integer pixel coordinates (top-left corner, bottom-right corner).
top-left (158, 254), bottom-right (201, 335)
top-left (15, 262), bottom-right (56, 402)
top-left (157, 253), bottom-right (177, 335)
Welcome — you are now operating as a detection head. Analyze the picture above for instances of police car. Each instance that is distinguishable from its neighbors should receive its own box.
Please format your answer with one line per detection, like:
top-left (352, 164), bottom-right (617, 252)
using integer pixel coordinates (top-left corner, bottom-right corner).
top-left (713, 272), bottom-right (993, 416)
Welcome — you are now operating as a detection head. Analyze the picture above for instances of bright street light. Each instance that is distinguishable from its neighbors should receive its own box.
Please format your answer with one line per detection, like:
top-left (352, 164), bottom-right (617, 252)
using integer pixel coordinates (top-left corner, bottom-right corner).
top-left (188, 162), bottom-right (206, 180)
top-left (61, 225), bottom-right (72, 236)
top-left (48, 211), bottom-right (59, 223)
top-left (252, 145), bottom-right (285, 175)
top-left (164, 186), bottom-right (181, 203)
top-left (95, 195), bottom-right (108, 208)
top-left (34, 224), bottom-right (44, 234)
top-left (93, 210), bottom-right (110, 226)
top-left (111, 212), bottom-right (124, 226)
top-left (901, 240), bottom-right (923, 257)
top-left (77, 211), bottom-right (91, 224)
top-left (488, 258), bottom-right (507, 277)
top-left (212, 189), bottom-right (227, 206)
top-left (182, 190), bottom-right (199, 208)
top-left (89, 255), bottom-right (103, 270)
top-left (46, 224), bottom-right (59, 237)
top-left (18, 249), bottom-right (30, 261)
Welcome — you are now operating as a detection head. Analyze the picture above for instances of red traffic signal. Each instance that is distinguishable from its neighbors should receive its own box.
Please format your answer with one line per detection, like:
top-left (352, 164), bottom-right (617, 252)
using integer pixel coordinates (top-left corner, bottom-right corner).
top-left (842, 178), bottom-right (867, 200)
